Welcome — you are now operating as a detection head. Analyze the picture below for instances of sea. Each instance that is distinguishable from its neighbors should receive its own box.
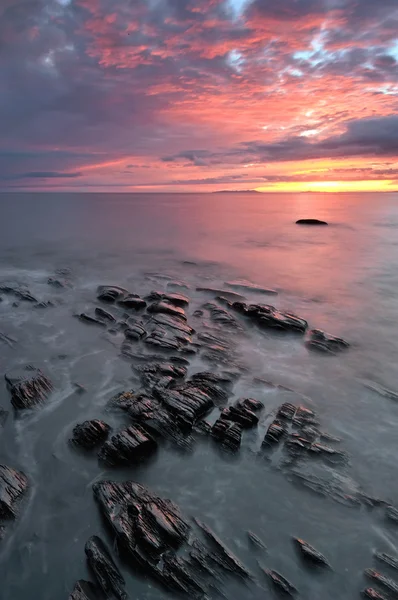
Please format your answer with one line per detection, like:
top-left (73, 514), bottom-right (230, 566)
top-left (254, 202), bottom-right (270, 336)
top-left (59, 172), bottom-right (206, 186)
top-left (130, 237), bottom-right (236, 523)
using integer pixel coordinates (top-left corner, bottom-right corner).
top-left (0, 191), bottom-right (398, 600)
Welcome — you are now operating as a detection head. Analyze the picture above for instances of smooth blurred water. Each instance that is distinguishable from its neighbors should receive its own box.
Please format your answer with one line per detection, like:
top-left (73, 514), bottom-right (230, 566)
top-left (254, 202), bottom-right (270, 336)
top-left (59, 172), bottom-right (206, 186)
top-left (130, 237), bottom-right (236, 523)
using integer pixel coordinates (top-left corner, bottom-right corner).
top-left (0, 191), bottom-right (398, 600)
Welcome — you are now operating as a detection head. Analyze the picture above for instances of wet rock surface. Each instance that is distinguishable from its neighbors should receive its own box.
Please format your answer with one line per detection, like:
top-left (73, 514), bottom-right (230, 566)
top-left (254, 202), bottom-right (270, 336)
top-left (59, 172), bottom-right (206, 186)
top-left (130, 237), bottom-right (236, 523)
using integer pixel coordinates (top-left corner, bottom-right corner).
top-left (362, 588), bottom-right (388, 599)
top-left (365, 569), bottom-right (398, 595)
top-left (71, 420), bottom-right (111, 449)
top-left (230, 302), bottom-right (308, 333)
top-left (0, 465), bottom-right (28, 521)
top-left (85, 535), bottom-right (127, 600)
top-left (69, 580), bottom-right (100, 600)
top-left (5, 366), bottom-right (52, 409)
top-left (262, 568), bottom-right (298, 595)
top-left (307, 329), bottom-right (350, 353)
top-left (98, 425), bottom-right (157, 466)
top-left (293, 538), bottom-right (330, 567)
top-left (97, 286), bottom-right (129, 303)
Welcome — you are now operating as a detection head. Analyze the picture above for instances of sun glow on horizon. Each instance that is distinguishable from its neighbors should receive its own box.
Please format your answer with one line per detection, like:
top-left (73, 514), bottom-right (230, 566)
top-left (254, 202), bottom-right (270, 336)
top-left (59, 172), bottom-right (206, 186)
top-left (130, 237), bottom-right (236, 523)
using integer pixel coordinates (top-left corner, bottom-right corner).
top-left (255, 180), bottom-right (398, 193)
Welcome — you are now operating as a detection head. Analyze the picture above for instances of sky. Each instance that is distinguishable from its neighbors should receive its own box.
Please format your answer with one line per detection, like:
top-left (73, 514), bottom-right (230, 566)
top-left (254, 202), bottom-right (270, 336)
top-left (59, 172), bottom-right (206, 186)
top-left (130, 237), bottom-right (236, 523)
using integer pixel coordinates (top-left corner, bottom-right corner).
top-left (0, 0), bottom-right (398, 193)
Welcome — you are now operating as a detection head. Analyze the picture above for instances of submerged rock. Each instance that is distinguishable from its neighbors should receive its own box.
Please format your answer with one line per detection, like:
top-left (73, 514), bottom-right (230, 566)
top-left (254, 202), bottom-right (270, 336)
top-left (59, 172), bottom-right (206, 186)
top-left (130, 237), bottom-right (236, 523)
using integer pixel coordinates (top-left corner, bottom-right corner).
top-left (0, 284), bottom-right (37, 302)
top-left (386, 505), bottom-right (398, 524)
top-left (95, 307), bottom-right (117, 323)
top-left (231, 302), bottom-right (308, 334)
top-left (98, 425), bottom-right (157, 466)
top-left (69, 580), bottom-right (99, 600)
top-left (146, 291), bottom-right (189, 307)
top-left (375, 552), bottom-right (398, 571)
top-left (363, 588), bottom-right (389, 599)
top-left (71, 420), bottom-right (111, 449)
top-left (365, 569), bottom-right (398, 595)
top-left (0, 465), bottom-right (28, 520)
top-left (85, 535), bottom-right (127, 600)
top-left (262, 419), bottom-right (287, 446)
top-left (225, 281), bottom-right (278, 295)
top-left (118, 295), bottom-right (147, 311)
top-left (147, 301), bottom-right (187, 320)
top-left (77, 313), bottom-right (107, 327)
top-left (47, 277), bottom-right (70, 288)
top-left (205, 303), bottom-right (240, 328)
top-left (262, 568), bottom-right (297, 595)
top-left (0, 409), bottom-right (8, 427)
top-left (97, 286), bottom-right (128, 303)
top-left (307, 329), bottom-right (349, 354)
top-left (293, 538), bottom-right (330, 567)
top-left (5, 365), bottom-right (52, 410)
top-left (194, 519), bottom-right (250, 578)
top-left (247, 531), bottom-right (267, 551)
top-left (296, 219), bottom-right (328, 225)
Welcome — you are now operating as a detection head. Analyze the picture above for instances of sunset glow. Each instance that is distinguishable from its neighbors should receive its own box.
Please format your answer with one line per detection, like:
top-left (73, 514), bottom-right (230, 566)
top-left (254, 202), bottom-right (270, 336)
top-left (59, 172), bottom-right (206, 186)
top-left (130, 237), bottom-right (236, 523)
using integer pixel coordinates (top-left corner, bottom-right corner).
top-left (1, 0), bottom-right (397, 192)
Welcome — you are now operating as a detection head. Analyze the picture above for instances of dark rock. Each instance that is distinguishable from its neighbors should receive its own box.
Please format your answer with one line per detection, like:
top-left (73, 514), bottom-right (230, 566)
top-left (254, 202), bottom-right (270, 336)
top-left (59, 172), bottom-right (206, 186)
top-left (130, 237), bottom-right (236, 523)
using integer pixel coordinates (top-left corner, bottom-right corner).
top-left (33, 301), bottom-right (54, 308)
top-left (0, 332), bottom-right (17, 346)
top-left (194, 519), bottom-right (250, 577)
top-left (225, 281), bottom-right (278, 295)
top-left (77, 313), bottom-right (107, 327)
top-left (5, 366), bottom-right (52, 410)
top-left (47, 277), bottom-right (69, 288)
top-left (211, 418), bottom-right (242, 452)
top-left (296, 219), bottom-right (328, 225)
top-left (167, 281), bottom-right (190, 291)
top-left (95, 307), bottom-right (117, 323)
top-left (98, 425), bottom-right (157, 466)
top-left (240, 398), bottom-right (264, 412)
top-left (365, 569), bottom-right (398, 595)
top-left (136, 362), bottom-right (187, 389)
top-left (0, 465), bottom-right (28, 519)
top-left (363, 588), bottom-right (389, 599)
top-left (0, 284), bottom-right (37, 302)
top-left (193, 310), bottom-right (204, 318)
top-left (196, 287), bottom-right (246, 302)
top-left (375, 552), bottom-right (398, 571)
top-left (85, 535), bottom-right (127, 600)
top-left (74, 383), bottom-right (86, 394)
top-left (221, 405), bottom-right (258, 428)
top-left (151, 313), bottom-right (194, 336)
top-left (262, 568), bottom-right (297, 595)
top-left (189, 372), bottom-right (231, 405)
top-left (262, 419), bottom-right (287, 446)
top-left (205, 303), bottom-right (239, 328)
top-left (306, 329), bottom-right (349, 354)
top-left (118, 295), bottom-right (147, 311)
top-left (162, 553), bottom-right (208, 597)
top-left (69, 580), bottom-right (99, 600)
top-left (144, 332), bottom-right (181, 351)
top-left (386, 505), bottom-right (398, 524)
top-left (247, 531), bottom-right (267, 550)
top-left (293, 405), bottom-right (317, 426)
top-left (309, 442), bottom-right (346, 462)
top-left (146, 291), bottom-right (189, 307)
top-left (124, 324), bottom-right (147, 341)
top-left (293, 538), bottom-right (330, 566)
top-left (277, 402), bottom-right (297, 420)
top-left (147, 301), bottom-right (187, 321)
top-left (231, 302), bottom-right (308, 334)
top-left (71, 420), bottom-right (111, 449)
top-left (97, 286), bottom-right (128, 303)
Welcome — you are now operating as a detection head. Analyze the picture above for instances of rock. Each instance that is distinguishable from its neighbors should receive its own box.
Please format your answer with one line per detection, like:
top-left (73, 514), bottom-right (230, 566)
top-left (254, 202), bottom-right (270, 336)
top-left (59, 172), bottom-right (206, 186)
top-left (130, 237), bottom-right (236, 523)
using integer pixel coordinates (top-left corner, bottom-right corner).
top-left (85, 535), bottom-right (127, 600)
top-left (0, 332), bottom-right (17, 346)
top-left (146, 291), bottom-right (190, 307)
top-left (386, 505), bottom-right (398, 523)
top-left (306, 329), bottom-right (349, 354)
top-left (5, 366), bottom-right (52, 410)
top-left (261, 568), bottom-right (297, 595)
top-left (196, 287), bottom-right (246, 302)
top-left (365, 569), bottom-right (398, 595)
top-left (194, 519), bottom-right (250, 577)
top-left (167, 281), bottom-right (190, 291)
top-left (0, 409), bottom-right (8, 427)
top-left (221, 404), bottom-right (258, 428)
top-left (124, 322), bottom-right (147, 341)
top-left (147, 301), bottom-right (187, 321)
top-left (97, 285), bottom-right (129, 303)
top-left (262, 420), bottom-right (287, 446)
top-left (296, 219), bottom-right (328, 225)
top-left (33, 301), bottom-right (54, 309)
top-left (225, 281), bottom-right (278, 295)
top-left (363, 380), bottom-right (398, 401)
top-left (247, 531), bottom-right (267, 550)
top-left (375, 552), bottom-right (398, 571)
top-left (154, 385), bottom-right (214, 430)
top-left (71, 420), bottom-right (111, 449)
top-left (293, 538), bottom-right (330, 566)
top-left (47, 277), bottom-right (69, 288)
top-left (293, 405), bottom-right (317, 426)
top-left (205, 303), bottom-right (239, 328)
top-left (135, 362), bottom-right (187, 389)
top-left (231, 302), bottom-right (308, 334)
top-left (144, 332), bottom-right (181, 351)
top-left (95, 307), bottom-right (117, 323)
top-left (151, 313), bottom-right (194, 336)
top-left (189, 372), bottom-right (231, 405)
top-left (77, 313), bottom-right (107, 327)
top-left (161, 553), bottom-right (208, 597)
top-left (0, 465), bottom-right (28, 519)
top-left (0, 284), bottom-right (37, 302)
top-left (69, 580), bottom-right (99, 600)
top-left (98, 425), bottom-right (157, 466)
top-left (118, 295), bottom-right (147, 310)
top-left (240, 398), bottom-right (264, 412)
top-left (309, 442), bottom-right (346, 462)
top-left (363, 588), bottom-right (389, 599)
top-left (211, 418), bottom-right (242, 452)
top-left (277, 402), bottom-right (297, 420)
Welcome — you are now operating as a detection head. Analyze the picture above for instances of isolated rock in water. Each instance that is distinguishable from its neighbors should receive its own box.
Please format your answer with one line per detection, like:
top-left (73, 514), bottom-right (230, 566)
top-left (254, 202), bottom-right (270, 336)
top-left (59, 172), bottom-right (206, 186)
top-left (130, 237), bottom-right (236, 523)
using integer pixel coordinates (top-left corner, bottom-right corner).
top-left (194, 519), bottom-right (250, 577)
top-left (296, 219), bottom-right (328, 225)
top-left (221, 404), bottom-right (258, 428)
top-left (211, 418), bottom-right (242, 452)
top-left (365, 569), bottom-right (398, 595)
top-left (247, 531), bottom-right (267, 550)
top-left (118, 295), bottom-right (147, 311)
top-left (0, 284), bottom-right (37, 302)
top-left (240, 398), bottom-right (264, 412)
top-left (95, 307), bottom-right (116, 323)
top-left (386, 505), bottom-right (398, 524)
top-left (0, 465), bottom-right (28, 519)
top-left (85, 535), bottom-right (127, 600)
top-left (277, 402), bottom-right (297, 421)
top-left (147, 301), bottom-right (187, 321)
top-left (71, 420), bottom-right (111, 449)
top-left (97, 285), bottom-right (128, 303)
top-left (5, 366), bottom-right (52, 410)
top-left (306, 329), bottom-right (349, 354)
top-left (363, 588), bottom-right (388, 599)
top-left (262, 420), bottom-right (287, 446)
top-left (98, 425), bottom-right (157, 466)
top-left (205, 303), bottom-right (240, 329)
top-left (375, 552), bottom-right (398, 571)
top-left (225, 281), bottom-right (278, 295)
top-left (231, 302), bottom-right (308, 334)
top-left (262, 568), bottom-right (297, 595)
top-left (47, 277), bottom-right (69, 288)
top-left (77, 313), bottom-right (107, 327)
top-left (293, 538), bottom-right (330, 566)
top-left (196, 287), bottom-right (246, 302)
top-left (69, 580), bottom-right (99, 600)
top-left (146, 291), bottom-right (190, 307)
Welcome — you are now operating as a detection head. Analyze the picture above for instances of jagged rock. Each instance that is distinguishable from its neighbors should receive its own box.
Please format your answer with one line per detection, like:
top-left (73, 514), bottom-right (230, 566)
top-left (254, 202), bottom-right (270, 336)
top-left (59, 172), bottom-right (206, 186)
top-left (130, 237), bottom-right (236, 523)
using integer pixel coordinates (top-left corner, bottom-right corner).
top-left (98, 425), bottom-right (157, 466)
top-left (0, 284), bottom-right (37, 302)
top-left (205, 303), bottom-right (239, 328)
top-left (69, 580), bottom-right (99, 600)
top-left (247, 531), bottom-right (267, 550)
top-left (293, 405), bottom-right (317, 426)
top-left (309, 442), bottom-right (346, 462)
top-left (151, 313), bottom-right (194, 336)
top-left (85, 535), bottom-right (127, 600)
top-left (262, 568), bottom-right (297, 595)
top-left (95, 307), bottom-right (116, 323)
top-left (118, 295), bottom-right (147, 310)
top-left (77, 313), bottom-right (107, 327)
top-left (144, 332), bottom-right (181, 351)
top-left (97, 285), bottom-right (128, 303)
top-left (189, 372), bottom-right (231, 405)
top-left (225, 281), bottom-right (278, 295)
top-left (307, 329), bottom-right (349, 353)
top-left (146, 291), bottom-right (189, 307)
top-left (33, 301), bottom-right (54, 308)
top-left (5, 366), bottom-right (52, 409)
top-left (71, 420), bottom-right (111, 449)
top-left (0, 465), bottom-right (28, 519)
top-left (262, 420), bottom-right (287, 446)
top-left (124, 322), bottom-right (146, 340)
top-left (221, 404), bottom-right (258, 428)
top-left (365, 569), bottom-right (398, 595)
top-left (194, 519), bottom-right (250, 577)
top-left (154, 385), bottom-right (214, 429)
top-left (386, 505), bottom-right (398, 524)
top-left (277, 402), bottom-right (297, 420)
top-left (135, 362), bottom-right (187, 389)
top-left (296, 219), bottom-right (328, 225)
top-left (231, 302), bottom-right (308, 333)
top-left (47, 277), bottom-right (69, 288)
top-left (240, 398), bottom-right (264, 411)
top-left (375, 552), bottom-right (398, 571)
top-left (293, 538), bottom-right (330, 566)
top-left (363, 588), bottom-right (388, 599)
top-left (211, 418), bottom-right (242, 452)
top-left (147, 302), bottom-right (187, 320)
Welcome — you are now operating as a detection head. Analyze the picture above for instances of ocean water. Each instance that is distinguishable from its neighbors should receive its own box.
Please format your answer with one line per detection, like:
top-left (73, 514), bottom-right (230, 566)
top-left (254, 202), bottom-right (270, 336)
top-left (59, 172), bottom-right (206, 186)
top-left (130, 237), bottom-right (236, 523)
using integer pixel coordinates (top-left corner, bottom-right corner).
top-left (0, 191), bottom-right (398, 599)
